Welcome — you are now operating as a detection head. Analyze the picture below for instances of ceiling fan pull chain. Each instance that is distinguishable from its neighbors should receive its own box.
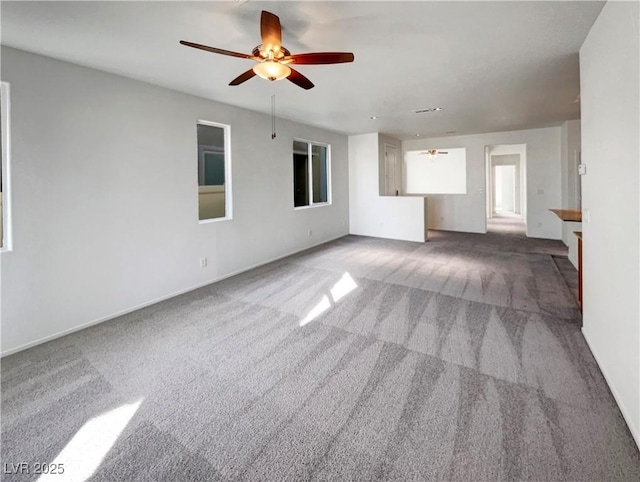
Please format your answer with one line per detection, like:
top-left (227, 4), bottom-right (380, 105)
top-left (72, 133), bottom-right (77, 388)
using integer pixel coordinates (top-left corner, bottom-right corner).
top-left (271, 94), bottom-right (276, 139)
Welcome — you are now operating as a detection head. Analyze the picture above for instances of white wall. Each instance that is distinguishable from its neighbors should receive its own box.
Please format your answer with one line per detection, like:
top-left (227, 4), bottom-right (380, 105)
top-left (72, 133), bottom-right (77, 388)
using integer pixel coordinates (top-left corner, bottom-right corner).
top-left (580, 0), bottom-right (640, 447)
top-left (560, 119), bottom-right (582, 211)
top-left (559, 119), bottom-right (582, 267)
top-left (349, 133), bottom-right (427, 242)
top-left (405, 148), bottom-right (467, 194)
top-left (403, 128), bottom-right (561, 238)
top-left (0, 47), bottom-right (349, 355)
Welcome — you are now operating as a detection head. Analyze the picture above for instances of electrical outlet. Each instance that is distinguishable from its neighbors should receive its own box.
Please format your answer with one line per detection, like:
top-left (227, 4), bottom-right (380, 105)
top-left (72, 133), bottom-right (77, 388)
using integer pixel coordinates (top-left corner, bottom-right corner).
top-left (200, 257), bottom-right (207, 268)
top-left (308, 229), bottom-right (312, 237)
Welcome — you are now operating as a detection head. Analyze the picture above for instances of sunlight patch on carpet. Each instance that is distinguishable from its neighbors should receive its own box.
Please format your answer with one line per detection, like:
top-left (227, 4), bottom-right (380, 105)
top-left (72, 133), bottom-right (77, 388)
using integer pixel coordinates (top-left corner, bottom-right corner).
top-left (38, 399), bottom-right (143, 482)
top-left (300, 272), bottom-right (358, 327)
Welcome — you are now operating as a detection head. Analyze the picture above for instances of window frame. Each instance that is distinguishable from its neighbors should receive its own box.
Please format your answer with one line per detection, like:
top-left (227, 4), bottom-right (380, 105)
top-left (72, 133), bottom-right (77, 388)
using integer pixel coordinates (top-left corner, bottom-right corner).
top-left (1, 81), bottom-right (11, 251)
top-left (293, 138), bottom-right (332, 210)
top-left (197, 120), bottom-right (232, 224)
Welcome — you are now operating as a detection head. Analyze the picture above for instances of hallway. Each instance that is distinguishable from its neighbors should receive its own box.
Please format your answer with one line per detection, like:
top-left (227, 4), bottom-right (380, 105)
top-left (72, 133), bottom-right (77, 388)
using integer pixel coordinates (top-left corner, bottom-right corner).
top-left (487, 211), bottom-right (526, 235)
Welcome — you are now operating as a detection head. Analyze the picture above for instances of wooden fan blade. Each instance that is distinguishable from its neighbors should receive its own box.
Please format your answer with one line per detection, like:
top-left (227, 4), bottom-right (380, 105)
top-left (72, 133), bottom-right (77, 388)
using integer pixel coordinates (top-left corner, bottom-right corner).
top-left (260, 11), bottom-right (282, 51)
top-left (287, 68), bottom-right (314, 90)
top-left (283, 52), bottom-right (355, 65)
top-left (180, 40), bottom-right (256, 60)
top-left (229, 69), bottom-right (257, 86)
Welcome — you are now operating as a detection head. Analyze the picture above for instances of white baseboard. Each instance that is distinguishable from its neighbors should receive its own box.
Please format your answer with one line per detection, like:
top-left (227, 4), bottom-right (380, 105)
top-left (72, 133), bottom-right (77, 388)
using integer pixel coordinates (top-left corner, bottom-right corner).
top-left (1, 233), bottom-right (348, 357)
top-left (582, 327), bottom-right (640, 450)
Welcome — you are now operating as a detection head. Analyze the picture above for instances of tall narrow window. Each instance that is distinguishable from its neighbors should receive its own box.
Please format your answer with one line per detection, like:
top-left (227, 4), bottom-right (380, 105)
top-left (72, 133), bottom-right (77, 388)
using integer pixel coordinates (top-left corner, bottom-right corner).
top-left (197, 121), bottom-right (231, 221)
top-left (293, 140), bottom-right (330, 208)
top-left (1, 82), bottom-right (9, 249)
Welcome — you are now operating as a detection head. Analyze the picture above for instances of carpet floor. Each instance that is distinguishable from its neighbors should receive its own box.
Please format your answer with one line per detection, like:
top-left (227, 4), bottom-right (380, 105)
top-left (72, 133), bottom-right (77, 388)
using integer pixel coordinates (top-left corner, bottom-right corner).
top-left (2, 230), bottom-right (639, 481)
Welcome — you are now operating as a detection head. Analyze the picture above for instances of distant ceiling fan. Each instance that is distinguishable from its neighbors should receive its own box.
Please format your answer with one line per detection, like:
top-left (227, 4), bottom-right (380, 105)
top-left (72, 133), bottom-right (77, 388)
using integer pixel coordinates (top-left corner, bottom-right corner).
top-left (180, 10), bottom-right (354, 90)
top-left (419, 149), bottom-right (449, 158)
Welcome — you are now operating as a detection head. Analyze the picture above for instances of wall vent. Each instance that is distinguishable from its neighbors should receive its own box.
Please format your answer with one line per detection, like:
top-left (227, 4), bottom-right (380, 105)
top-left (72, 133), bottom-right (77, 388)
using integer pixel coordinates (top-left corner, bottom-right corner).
top-left (413, 107), bottom-right (443, 114)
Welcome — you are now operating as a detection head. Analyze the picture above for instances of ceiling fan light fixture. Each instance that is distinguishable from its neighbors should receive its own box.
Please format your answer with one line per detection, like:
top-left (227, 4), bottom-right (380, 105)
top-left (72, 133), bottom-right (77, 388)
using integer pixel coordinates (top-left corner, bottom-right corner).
top-left (253, 60), bottom-right (291, 81)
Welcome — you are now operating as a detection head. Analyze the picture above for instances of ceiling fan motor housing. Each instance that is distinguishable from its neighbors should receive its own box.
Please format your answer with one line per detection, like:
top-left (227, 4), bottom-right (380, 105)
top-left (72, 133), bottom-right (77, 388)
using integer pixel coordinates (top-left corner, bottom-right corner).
top-left (252, 45), bottom-right (291, 60)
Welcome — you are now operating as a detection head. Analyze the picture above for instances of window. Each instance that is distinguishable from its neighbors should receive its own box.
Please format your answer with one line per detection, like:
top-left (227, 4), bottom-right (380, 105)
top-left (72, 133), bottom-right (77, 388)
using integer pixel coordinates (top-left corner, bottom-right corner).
top-left (405, 147), bottom-right (467, 194)
top-left (293, 140), bottom-right (330, 208)
top-left (197, 121), bottom-right (231, 221)
top-left (1, 82), bottom-right (9, 249)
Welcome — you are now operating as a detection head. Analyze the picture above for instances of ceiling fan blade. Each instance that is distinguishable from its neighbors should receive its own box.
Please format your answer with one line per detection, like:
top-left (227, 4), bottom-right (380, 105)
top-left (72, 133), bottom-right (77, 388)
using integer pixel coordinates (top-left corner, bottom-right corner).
top-left (287, 68), bottom-right (314, 90)
top-left (229, 69), bottom-right (257, 86)
top-left (260, 11), bottom-right (282, 51)
top-left (283, 52), bottom-right (355, 65)
top-left (180, 40), bottom-right (257, 60)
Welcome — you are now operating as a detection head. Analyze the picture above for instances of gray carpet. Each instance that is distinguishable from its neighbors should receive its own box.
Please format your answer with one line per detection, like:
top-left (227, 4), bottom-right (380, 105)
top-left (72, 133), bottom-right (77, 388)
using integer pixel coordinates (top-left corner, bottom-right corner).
top-left (553, 256), bottom-right (580, 304)
top-left (487, 211), bottom-right (527, 235)
top-left (2, 230), bottom-right (639, 481)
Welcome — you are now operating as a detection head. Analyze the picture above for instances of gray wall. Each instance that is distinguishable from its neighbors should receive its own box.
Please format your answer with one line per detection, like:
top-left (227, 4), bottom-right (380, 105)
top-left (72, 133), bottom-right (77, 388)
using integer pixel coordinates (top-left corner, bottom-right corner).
top-left (0, 47), bottom-right (349, 354)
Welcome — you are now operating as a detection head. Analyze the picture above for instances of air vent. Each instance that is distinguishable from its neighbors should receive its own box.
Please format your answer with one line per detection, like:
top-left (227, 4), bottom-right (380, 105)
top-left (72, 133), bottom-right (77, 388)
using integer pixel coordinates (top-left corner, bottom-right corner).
top-left (414, 107), bottom-right (443, 114)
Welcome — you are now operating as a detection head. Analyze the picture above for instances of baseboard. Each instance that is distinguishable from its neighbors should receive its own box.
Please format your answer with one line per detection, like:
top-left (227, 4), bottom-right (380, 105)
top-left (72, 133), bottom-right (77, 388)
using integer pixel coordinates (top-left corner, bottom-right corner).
top-left (348, 230), bottom-right (426, 243)
top-left (1, 233), bottom-right (348, 357)
top-left (582, 327), bottom-right (640, 450)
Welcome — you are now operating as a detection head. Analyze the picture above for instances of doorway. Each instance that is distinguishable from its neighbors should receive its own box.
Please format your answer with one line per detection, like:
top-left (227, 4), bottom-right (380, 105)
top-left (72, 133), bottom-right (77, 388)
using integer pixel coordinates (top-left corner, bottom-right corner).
top-left (494, 165), bottom-right (517, 214)
top-left (384, 144), bottom-right (399, 196)
top-left (485, 144), bottom-right (527, 234)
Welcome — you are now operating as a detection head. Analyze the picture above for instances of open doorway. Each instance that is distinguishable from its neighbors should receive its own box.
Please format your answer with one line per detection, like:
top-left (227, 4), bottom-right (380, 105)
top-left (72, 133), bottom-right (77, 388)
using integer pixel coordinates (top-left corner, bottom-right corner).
top-left (485, 144), bottom-right (527, 234)
top-left (494, 165), bottom-right (517, 214)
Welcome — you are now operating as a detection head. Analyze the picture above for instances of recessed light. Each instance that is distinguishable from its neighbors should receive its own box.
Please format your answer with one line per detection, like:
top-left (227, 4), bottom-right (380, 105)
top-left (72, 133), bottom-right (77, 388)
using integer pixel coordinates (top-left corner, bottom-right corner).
top-left (446, 130), bottom-right (457, 134)
top-left (416, 134), bottom-right (421, 137)
top-left (370, 116), bottom-right (378, 120)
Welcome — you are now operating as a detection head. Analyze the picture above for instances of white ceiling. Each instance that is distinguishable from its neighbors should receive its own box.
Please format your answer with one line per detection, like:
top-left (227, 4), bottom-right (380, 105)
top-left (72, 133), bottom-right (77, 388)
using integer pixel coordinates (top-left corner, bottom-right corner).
top-left (1, 1), bottom-right (604, 140)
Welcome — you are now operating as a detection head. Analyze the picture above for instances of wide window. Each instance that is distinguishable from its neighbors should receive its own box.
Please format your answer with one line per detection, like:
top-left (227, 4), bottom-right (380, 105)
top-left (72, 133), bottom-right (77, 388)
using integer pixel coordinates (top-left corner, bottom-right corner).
top-left (1, 82), bottom-right (9, 249)
top-left (197, 121), bottom-right (231, 221)
top-left (293, 140), bottom-right (330, 208)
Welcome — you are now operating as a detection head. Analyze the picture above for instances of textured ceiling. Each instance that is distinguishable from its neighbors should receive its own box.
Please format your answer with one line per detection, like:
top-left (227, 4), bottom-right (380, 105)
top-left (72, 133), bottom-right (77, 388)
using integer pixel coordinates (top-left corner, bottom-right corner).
top-left (1, 1), bottom-right (604, 139)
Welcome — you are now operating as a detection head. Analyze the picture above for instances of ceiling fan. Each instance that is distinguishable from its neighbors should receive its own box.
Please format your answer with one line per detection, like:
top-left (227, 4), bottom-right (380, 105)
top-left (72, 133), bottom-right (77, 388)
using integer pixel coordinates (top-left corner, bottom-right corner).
top-left (180, 10), bottom-right (354, 90)
top-left (419, 149), bottom-right (449, 158)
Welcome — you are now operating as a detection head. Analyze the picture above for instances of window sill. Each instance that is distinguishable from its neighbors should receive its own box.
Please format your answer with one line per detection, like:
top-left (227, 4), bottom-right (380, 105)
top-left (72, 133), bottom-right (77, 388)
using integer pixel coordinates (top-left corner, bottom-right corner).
top-left (199, 216), bottom-right (232, 225)
top-left (294, 203), bottom-right (331, 211)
